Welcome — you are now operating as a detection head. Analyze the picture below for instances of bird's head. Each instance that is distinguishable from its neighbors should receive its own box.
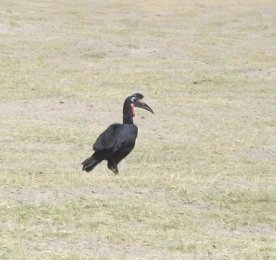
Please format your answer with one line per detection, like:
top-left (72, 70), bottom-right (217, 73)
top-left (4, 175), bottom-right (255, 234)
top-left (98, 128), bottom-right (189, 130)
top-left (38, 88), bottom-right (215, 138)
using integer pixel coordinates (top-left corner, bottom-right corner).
top-left (127, 93), bottom-right (154, 117)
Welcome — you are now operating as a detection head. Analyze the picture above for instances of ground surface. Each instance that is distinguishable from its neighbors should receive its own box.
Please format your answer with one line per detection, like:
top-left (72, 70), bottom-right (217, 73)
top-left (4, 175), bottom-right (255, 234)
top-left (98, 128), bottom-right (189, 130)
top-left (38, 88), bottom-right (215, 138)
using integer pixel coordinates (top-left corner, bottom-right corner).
top-left (0, 0), bottom-right (276, 259)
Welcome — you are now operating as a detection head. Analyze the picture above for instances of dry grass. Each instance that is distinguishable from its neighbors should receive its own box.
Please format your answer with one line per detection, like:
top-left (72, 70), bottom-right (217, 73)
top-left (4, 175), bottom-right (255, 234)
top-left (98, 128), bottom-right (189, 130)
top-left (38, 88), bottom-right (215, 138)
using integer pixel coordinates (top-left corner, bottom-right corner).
top-left (0, 0), bottom-right (275, 259)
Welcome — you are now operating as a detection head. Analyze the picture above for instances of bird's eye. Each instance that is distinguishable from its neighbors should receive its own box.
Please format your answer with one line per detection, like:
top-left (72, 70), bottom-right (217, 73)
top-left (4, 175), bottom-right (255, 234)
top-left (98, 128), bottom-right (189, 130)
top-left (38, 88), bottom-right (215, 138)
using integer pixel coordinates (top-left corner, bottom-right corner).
top-left (131, 97), bottom-right (137, 103)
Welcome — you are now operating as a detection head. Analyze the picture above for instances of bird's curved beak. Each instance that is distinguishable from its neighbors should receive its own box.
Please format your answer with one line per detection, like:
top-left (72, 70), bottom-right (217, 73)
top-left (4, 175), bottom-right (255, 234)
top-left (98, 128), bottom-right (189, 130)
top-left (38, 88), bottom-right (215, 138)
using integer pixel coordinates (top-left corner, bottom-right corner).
top-left (135, 100), bottom-right (154, 114)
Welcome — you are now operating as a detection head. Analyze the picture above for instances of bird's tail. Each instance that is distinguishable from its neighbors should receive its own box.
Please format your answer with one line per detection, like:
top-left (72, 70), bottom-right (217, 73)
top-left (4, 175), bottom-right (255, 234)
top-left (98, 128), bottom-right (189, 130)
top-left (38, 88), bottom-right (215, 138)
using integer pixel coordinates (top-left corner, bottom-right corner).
top-left (81, 155), bottom-right (101, 172)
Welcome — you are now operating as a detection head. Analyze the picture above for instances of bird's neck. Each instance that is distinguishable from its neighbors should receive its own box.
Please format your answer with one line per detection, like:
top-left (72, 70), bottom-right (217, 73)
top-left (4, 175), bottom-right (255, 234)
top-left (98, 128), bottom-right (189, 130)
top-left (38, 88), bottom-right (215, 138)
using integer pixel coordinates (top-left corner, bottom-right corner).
top-left (123, 102), bottom-right (134, 124)
top-left (123, 110), bottom-right (134, 124)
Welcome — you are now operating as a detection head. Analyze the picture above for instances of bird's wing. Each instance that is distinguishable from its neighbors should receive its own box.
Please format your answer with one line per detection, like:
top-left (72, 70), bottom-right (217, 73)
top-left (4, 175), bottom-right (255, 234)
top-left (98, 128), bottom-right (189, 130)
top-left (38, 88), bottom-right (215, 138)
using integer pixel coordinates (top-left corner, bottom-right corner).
top-left (93, 124), bottom-right (119, 151)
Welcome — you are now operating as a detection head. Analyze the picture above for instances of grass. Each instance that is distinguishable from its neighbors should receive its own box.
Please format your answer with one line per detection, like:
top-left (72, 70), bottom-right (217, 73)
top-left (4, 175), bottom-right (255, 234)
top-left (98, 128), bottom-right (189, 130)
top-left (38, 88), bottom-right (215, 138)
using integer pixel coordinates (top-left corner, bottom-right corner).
top-left (0, 0), bottom-right (275, 259)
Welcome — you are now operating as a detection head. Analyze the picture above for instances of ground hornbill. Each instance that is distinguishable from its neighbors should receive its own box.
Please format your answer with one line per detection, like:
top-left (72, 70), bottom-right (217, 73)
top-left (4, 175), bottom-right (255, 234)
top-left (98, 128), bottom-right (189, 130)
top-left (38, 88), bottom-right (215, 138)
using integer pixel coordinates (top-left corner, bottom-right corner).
top-left (82, 93), bottom-right (154, 174)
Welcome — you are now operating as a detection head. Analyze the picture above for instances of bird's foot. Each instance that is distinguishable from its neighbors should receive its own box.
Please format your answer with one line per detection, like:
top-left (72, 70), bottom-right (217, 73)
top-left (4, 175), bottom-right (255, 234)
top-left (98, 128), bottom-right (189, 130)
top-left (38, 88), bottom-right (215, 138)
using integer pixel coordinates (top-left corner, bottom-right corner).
top-left (111, 168), bottom-right (119, 175)
top-left (108, 160), bottom-right (119, 174)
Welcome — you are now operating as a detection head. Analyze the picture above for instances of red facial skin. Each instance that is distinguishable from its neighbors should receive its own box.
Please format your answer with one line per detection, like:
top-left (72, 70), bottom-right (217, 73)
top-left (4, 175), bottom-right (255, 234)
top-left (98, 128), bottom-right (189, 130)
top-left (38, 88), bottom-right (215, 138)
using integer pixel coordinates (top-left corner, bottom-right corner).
top-left (130, 103), bottom-right (135, 117)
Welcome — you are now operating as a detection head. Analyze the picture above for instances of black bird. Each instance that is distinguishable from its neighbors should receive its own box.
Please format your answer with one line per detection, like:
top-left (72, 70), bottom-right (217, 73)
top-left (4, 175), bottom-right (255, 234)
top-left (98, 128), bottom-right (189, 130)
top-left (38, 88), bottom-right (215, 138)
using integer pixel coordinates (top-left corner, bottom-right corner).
top-left (82, 93), bottom-right (154, 174)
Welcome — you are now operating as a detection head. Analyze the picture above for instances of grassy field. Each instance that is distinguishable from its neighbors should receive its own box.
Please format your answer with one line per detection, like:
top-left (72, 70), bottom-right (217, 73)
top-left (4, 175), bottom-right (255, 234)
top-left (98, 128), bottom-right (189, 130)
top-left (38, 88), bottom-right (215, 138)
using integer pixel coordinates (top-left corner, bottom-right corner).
top-left (1, 0), bottom-right (275, 258)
